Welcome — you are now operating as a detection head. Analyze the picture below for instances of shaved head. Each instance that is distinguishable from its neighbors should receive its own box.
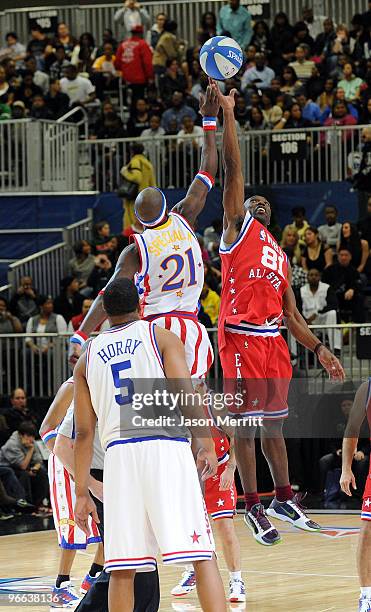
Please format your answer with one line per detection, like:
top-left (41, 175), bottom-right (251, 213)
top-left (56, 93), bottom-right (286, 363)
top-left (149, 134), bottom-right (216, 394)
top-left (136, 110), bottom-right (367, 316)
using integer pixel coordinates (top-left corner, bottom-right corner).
top-left (134, 187), bottom-right (168, 226)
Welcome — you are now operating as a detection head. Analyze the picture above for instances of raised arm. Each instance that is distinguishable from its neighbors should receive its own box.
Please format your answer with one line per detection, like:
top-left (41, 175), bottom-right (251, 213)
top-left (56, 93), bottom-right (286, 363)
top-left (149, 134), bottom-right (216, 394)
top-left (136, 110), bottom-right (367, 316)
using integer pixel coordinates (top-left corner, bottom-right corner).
top-left (340, 382), bottom-right (368, 496)
top-left (69, 243), bottom-right (140, 360)
top-left (214, 83), bottom-right (245, 245)
top-left (171, 82), bottom-right (219, 227)
top-left (283, 264), bottom-right (345, 381)
top-left (39, 380), bottom-right (74, 452)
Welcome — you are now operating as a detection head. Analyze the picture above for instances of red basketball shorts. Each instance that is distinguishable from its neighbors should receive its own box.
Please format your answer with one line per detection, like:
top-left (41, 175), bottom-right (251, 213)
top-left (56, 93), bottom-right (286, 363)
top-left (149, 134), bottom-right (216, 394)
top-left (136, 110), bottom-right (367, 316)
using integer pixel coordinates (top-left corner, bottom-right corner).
top-left (220, 332), bottom-right (292, 420)
top-left (204, 463), bottom-right (237, 521)
top-left (362, 469), bottom-right (371, 521)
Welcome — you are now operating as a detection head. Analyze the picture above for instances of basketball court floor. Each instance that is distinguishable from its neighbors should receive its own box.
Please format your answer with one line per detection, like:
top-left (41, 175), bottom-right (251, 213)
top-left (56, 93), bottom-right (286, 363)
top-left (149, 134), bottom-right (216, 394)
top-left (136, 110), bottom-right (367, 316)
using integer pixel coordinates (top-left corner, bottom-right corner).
top-left (0, 513), bottom-right (362, 611)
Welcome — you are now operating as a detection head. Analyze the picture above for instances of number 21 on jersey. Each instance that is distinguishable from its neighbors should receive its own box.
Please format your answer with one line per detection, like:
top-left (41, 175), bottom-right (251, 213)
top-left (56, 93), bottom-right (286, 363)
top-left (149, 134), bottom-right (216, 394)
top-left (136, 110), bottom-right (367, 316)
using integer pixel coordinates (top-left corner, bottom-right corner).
top-left (160, 248), bottom-right (197, 292)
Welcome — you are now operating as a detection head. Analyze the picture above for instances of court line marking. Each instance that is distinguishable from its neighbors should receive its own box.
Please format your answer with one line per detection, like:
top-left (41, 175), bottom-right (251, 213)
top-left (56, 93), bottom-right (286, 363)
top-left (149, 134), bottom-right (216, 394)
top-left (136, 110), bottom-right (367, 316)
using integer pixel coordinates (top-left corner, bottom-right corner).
top-left (220, 569), bottom-right (357, 579)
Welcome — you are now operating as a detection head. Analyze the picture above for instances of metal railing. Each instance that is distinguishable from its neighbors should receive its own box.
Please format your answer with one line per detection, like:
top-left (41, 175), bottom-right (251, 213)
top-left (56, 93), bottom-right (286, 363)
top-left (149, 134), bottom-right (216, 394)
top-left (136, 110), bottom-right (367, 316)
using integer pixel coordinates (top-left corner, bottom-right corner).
top-left (0, 324), bottom-right (369, 398)
top-left (7, 243), bottom-right (67, 299)
top-left (0, 1), bottom-right (366, 49)
top-left (0, 119), bottom-right (79, 192)
top-left (79, 124), bottom-right (367, 192)
top-left (63, 210), bottom-right (94, 258)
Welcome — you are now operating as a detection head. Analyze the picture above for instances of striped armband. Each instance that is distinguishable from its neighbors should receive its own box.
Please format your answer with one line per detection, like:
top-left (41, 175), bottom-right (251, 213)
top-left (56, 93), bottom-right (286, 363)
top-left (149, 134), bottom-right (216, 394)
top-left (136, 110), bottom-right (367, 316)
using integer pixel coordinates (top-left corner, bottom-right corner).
top-left (41, 429), bottom-right (57, 444)
top-left (98, 287), bottom-right (106, 296)
top-left (203, 116), bottom-right (217, 131)
top-left (70, 330), bottom-right (88, 346)
top-left (195, 170), bottom-right (215, 192)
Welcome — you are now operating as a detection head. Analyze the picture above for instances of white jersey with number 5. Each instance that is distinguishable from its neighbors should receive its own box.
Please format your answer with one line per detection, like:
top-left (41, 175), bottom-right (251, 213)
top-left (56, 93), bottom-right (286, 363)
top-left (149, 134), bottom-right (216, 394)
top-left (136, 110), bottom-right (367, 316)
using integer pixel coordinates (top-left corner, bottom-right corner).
top-left (132, 212), bottom-right (203, 318)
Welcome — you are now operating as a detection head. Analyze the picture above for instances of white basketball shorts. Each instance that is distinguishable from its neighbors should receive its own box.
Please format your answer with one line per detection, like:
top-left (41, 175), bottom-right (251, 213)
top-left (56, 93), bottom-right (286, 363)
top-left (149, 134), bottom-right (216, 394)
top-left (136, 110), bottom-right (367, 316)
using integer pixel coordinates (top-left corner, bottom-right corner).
top-left (48, 453), bottom-right (101, 549)
top-left (103, 437), bottom-right (215, 572)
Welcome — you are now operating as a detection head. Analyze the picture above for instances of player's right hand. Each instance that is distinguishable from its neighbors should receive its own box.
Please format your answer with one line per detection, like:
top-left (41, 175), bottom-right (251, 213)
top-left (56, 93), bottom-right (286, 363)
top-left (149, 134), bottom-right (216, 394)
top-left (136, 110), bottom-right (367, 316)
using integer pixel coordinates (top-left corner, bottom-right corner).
top-left (209, 79), bottom-right (237, 112)
top-left (340, 469), bottom-right (356, 496)
top-left (196, 447), bottom-right (218, 481)
top-left (75, 494), bottom-right (100, 536)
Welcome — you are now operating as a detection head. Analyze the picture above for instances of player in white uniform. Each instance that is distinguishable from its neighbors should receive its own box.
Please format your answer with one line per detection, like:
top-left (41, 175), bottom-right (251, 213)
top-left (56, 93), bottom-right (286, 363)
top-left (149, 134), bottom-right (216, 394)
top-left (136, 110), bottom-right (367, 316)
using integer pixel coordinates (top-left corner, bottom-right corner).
top-left (73, 278), bottom-right (227, 612)
top-left (69, 82), bottom-right (219, 379)
top-left (40, 379), bottom-right (104, 608)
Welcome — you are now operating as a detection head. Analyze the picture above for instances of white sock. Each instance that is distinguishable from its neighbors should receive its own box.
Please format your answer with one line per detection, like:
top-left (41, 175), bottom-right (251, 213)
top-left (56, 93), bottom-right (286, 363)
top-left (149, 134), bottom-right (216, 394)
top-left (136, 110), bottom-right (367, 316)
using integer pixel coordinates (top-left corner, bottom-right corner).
top-left (185, 565), bottom-right (194, 573)
top-left (361, 587), bottom-right (371, 598)
top-left (230, 571), bottom-right (242, 581)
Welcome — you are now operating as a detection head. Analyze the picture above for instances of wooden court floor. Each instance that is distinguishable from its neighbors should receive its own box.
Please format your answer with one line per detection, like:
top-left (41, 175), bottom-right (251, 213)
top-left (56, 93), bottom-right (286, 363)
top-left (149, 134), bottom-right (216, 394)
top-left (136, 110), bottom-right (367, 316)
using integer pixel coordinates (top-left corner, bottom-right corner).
top-left (0, 514), bottom-right (362, 611)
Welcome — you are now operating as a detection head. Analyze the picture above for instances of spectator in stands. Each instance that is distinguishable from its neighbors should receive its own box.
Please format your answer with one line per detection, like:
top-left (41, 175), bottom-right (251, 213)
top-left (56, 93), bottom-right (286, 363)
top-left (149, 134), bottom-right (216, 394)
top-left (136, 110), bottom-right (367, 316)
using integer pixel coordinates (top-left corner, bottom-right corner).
top-left (96, 29), bottom-right (118, 57)
top-left (53, 277), bottom-right (84, 323)
top-left (0, 100), bottom-right (10, 120)
top-left (114, 0), bottom-right (151, 40)
top-left (11, 100), bottom-right (26, 119)
top-left (26, 295), bottom-right (67, 354)
top-left (177, 115), bottom-right (203, 148)
top-left (317, 77), bottom-right (336, 112)
top-left (10, 276), bottom-right (39, 329)
top-left (284, 206), bottom-right (309, 246)
top-left (52, 22), bottom-right (77, 60)
top-left (68, 298), bottom-right (92, 331)
top-left (0, 65), bottom-right (14, 105)
top-left (260, 89), bottom-right (282, 127)
top-left (92, 42), bottom-right (119, 100)
top-left (1, 389), bottom-right (35, 439)
top-left (331, 24), bottom-right (350, 59)
top-left (313, 18), bottom-right (336, 58)
top-left (0, 298), bottom-right (22, 334)
top-left (270, 12), bottom-right (295, 73)
top-left (323, 101), bottom-right (358, 139)
top-left (30, 94), bottom-right (54, 120)
top-left (299, 268), bottom-right (340, 351)
top-left (280, 65), bottom-right (302, 95)
top-left (301, 226), bottom-right (333, 272)
top-left (292, 21), bottom-right (314, 52)
top-left (26, 25), bottom-right (51, 69)
top-left (140, 114), bottom-right (166, 167)
top-left (295, 90), bottom-right (322, 124)
top-left (337, 62), bottom-right (364, 103)
top-left (44, 78), bottom-right (69, 118)
top-left (60, 64), bottom-right (95, 107)
top-left (0, 421), bottom-right (49, 511)
top-left (70, 32), bottom-right (97, 73)
top-left (200, 281), bottom-right (220, 326)
top-left (13, 71), bottom-right (43, 110)
top-left (147, 12), bottom-right (167, 49)
top-left (87, 254), bottom-right (114, 297)
top-left (0, 32), bottom-right (26, 65)
top-left (318, 205), bottom-right (342, 252)
top-left (69, 239), bottom-right (96, 290)
top-left (203, 261), bottom-right (221, 294)
top-left (338, 221), bottom-right (370, 275)
top-left (159, 59), bottom-right (188, 106)
top-left (360, 98), bottom-right (371, 125)
top-left (281, 226), bottom-right (302, 263)
top-left (240, 52), bottom-right (274, 93)
top-left (115, 24), bottom-right (153, 103)
top-left (302, 6), bottom-right (327, 40)
top-left (49, 45), bottom-right (70, 80)
top-left (161, 91), bottom-right (197, 133)
top-left (91, 221), bottom-right (111, 253)
top-left (353, 128), bottom-right (371, 212)
top-left (24, 55), bottom-right (49, 95)
top-left (250, 21), bottom-right (272, 56)
top-left (95, 110), bottom-right (126, 141)
top-left (234, 95), bottom-right (250, 128)
top-left (217, 0), bottom-right (252, 50)
top-left (289, 44), bottom-right (315, 83)
top-left (197, 12), bottom-right (217, 46)
top-left (322, 248), bottom-right (365, 322)
top-left (120, 142), bottom-right (156, 235)
top-left (357, 195), bottom-right (371, 248)
top-left (152, 20), bottom-right (180, 79)
top-left (275, 102), bottom-right (313, 130)
top-left (126, 98), bottom-right (150, 137)
top-left (284, 247), bottom-right (307, 294)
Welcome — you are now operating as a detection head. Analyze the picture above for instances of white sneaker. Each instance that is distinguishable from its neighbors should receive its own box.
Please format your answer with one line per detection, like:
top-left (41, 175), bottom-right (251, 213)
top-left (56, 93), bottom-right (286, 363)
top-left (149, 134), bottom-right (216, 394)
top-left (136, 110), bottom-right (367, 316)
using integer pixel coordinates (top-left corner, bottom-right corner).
top-left (171, 571), bottom-right (196, 597)
top-left (229, 578), bottom-right (246, 603)
top-left (50, 580), bottom-right (81, 608)
top-left (359, 596), bottom-right (371, 612)
top-left (266, 495), bottom-right (321, 532)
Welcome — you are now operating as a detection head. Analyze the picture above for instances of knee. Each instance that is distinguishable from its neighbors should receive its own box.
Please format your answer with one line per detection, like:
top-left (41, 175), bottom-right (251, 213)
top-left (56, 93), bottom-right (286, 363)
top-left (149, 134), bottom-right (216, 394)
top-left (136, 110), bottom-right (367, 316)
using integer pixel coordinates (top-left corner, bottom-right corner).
top-left (214, 520), bottom-right (236, 544)
top-left (262, 419), bottom-right (284, 438)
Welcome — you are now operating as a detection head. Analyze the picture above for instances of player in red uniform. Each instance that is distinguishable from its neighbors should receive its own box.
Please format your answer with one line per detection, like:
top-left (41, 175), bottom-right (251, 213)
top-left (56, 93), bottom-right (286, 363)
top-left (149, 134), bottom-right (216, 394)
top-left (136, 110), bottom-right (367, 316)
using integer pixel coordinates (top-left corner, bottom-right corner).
top-left (340, 380), bottom-right (371, 612)
top-left (172, 409), bottom-right (245, 603)
top-left (214, 81), bottom-right (345, 546)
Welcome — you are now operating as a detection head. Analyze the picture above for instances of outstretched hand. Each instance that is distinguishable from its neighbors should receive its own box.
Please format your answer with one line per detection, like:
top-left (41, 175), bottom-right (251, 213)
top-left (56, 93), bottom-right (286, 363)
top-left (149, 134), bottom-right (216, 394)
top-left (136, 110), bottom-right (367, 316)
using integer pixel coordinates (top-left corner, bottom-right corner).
top-left (207, 78), bottom-right (238, 112)
top-left (317, 345), bottom-right (345, 381)
top-left (199, 78), bottom-right (220, 117)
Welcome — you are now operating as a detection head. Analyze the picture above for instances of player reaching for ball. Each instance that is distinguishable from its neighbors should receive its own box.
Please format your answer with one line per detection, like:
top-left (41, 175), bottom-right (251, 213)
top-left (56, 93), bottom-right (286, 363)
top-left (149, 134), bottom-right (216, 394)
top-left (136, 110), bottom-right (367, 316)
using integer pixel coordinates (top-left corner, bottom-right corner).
top-left (340, 380), bottom-right (371, 612)
top-left (69, 81), bottom-right (219, 380)
top-left (213, 79), bottom-right (345, 546)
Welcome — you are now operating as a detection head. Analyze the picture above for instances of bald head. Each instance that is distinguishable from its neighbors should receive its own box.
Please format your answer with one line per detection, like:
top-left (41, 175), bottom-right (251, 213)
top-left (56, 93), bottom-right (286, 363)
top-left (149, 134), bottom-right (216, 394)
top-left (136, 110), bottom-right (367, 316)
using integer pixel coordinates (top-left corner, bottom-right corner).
top-left (134, 188), bottom-right (167, 226)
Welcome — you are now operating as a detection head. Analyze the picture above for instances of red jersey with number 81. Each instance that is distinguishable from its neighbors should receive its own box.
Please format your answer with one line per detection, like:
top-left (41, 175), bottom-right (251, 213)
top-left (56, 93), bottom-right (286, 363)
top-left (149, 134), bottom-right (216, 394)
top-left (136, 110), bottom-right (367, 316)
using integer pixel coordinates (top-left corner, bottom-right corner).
top-left (218, 211), bottom-right (289, 351)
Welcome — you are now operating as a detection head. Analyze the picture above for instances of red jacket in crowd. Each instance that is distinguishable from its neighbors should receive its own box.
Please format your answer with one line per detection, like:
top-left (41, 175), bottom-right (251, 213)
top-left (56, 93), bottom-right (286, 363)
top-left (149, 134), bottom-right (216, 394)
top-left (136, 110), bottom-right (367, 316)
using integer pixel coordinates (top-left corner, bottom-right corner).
top-left (114, 35), bottom-right (154, 85)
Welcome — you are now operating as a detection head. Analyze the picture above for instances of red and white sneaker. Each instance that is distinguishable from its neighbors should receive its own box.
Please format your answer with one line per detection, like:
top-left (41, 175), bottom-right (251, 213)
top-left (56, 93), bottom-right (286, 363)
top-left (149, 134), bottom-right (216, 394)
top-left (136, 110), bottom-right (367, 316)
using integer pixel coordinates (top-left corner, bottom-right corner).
top-left (80, 572), bottom-right (100, 595)
top-left (229, 578), bottom-right (246, 603)
top-left (171, 571), bottom-right (196, 596)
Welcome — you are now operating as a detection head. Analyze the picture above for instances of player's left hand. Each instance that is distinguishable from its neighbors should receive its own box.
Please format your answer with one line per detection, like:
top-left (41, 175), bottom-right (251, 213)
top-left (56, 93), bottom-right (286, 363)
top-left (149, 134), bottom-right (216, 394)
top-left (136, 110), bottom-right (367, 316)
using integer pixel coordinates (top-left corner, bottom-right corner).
top-left (317, 345), bottom-right (345, 381)
top-left (219, 463), bottom-right (236, 491)
top-left (74, 494), bottom-right (100, 536)
top-left (196, 447), bottom-right (218, 481)
top-left (199, 79), bottom-right (220, 118)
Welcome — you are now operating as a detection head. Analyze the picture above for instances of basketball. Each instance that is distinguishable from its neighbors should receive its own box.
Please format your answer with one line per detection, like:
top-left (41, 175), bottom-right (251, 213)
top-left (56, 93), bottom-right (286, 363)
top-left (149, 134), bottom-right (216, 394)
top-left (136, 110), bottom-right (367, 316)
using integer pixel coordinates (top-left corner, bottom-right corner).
top-left (199, 36), bottom-right (243, 80)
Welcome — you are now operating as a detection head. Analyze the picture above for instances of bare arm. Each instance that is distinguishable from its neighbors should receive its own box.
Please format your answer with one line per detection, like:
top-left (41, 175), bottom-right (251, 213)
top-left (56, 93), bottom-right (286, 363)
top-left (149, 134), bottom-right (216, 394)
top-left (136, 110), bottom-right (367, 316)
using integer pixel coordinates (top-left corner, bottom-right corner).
top-left (283, 265), bottom-right (345, 381)
top-left (39, 381), bottom-right (74, 452)
top-left (340, 382), bottom-right (368, 496)
top-left (324, 247), bottom-right (333, 268)
top-left (73, 353), bottom-right (100, 534)
top-left (358, 239), bottom-right (369, 273)
top-left (172, 83), bottom-right (219, 227)
top-left (213, 83), bottom-right (245, 245)
top-left (54, 433), bottom-right (103, 501)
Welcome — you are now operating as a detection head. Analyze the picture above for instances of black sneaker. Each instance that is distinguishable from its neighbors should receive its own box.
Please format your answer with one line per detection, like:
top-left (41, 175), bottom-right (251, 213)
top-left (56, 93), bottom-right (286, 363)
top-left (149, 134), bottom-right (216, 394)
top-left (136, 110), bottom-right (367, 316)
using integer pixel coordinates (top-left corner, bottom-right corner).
top-left (244, 502), bottom-right (281, 546)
